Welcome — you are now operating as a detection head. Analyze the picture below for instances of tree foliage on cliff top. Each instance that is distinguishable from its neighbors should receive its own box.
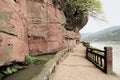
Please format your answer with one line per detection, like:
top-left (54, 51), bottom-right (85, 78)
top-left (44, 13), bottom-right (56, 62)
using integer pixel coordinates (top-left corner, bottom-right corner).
top-left (61, 0), bottom-right (105, 32)
top-left (65, 0), bottom-right (103, 19)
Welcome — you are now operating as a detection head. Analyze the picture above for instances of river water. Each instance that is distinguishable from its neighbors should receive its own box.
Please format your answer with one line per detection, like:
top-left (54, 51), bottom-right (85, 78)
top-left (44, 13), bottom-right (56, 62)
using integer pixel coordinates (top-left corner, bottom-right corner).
top-left (91, 42), bottom-right (120, 76)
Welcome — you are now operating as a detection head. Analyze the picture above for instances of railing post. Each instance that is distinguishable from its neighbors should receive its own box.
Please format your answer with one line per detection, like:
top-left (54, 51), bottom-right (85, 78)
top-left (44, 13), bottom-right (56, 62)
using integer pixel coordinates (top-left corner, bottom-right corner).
top-left (104, 47), bottom-right (113, 74)
top-left (85, 42), bottom-right (90, 48)
top-left (85, 43), bottom-right (90, 58)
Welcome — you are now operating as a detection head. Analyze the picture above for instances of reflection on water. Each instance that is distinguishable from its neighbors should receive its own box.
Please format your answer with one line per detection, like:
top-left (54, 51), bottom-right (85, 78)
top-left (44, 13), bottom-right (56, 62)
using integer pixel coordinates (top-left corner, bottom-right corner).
top-left (91, 42), bottom-right (120, 76)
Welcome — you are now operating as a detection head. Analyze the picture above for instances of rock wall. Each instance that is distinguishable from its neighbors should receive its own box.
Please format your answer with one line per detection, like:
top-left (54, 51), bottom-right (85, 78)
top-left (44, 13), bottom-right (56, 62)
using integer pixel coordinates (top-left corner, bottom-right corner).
top-left (0, 0), bottom-right (28, 66)
top-left (26, 0), bottom-right (66, 54)
top-left (0, 0), bottom-right (83, 66)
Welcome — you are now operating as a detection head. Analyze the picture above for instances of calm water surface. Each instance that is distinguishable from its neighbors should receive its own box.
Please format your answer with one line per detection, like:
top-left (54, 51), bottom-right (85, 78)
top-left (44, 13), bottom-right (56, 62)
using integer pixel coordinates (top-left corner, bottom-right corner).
top-left (91, 42), bottom-right (120, 76)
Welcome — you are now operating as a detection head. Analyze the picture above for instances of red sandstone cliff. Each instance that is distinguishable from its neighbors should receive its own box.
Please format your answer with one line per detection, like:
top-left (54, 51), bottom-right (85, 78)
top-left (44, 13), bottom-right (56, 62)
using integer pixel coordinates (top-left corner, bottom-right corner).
top-left (0, 0), bottom-right (87, 66)
top-left (26, 0), bottom-right (66, 54)
top-left (0, 0), bottom-right (28, 66)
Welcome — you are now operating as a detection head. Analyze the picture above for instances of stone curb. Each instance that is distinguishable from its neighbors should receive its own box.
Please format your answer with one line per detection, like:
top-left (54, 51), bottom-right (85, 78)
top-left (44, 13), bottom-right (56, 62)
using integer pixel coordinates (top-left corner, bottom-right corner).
top-left (31, 47), bottom-right (72, 80)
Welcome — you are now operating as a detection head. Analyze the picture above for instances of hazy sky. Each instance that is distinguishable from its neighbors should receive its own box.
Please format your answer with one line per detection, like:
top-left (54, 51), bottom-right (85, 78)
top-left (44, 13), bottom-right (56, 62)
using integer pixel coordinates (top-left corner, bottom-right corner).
top-left (80, 0), bottom-right (120, 33)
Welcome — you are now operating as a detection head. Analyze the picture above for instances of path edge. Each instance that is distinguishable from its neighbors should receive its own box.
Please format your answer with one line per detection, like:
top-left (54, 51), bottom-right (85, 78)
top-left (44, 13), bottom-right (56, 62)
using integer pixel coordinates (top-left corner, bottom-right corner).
top-left (31, 47), bottom-right (72, 80)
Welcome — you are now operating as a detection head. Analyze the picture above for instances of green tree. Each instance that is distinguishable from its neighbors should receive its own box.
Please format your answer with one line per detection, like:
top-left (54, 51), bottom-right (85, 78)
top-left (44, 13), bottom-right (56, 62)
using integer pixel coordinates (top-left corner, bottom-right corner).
top-left (62, 0), bottom-right (104, 32)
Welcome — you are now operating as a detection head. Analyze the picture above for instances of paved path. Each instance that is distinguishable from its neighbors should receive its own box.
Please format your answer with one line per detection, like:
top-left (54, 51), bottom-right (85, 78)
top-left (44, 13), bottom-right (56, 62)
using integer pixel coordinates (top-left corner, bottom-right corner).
top-left (49, 44), bottom-right (120, 80)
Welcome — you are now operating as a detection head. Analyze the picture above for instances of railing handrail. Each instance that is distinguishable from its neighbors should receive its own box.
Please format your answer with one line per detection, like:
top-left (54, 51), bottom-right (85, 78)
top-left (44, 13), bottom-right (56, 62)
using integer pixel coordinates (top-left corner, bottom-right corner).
top-left (87, 47), bottom-right (105, 52)
top-left (87, 49), bottom-right (104, 57)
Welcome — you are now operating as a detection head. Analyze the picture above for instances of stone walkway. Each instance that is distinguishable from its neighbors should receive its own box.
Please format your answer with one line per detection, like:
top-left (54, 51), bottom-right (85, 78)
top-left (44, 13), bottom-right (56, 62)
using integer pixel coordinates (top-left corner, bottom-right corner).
top-left (49, 44), bottom-right (120, 80)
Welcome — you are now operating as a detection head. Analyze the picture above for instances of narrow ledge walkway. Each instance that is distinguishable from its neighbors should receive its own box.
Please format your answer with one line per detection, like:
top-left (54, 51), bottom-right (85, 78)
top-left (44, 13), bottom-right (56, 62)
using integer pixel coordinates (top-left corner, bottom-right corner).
top-left (49, 44), bottom-right (120, 80)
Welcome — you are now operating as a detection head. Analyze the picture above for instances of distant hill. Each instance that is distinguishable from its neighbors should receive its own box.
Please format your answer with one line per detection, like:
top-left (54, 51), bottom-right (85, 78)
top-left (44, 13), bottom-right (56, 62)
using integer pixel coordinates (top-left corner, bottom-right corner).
top-left (81, 26), bottom-right (120, 42)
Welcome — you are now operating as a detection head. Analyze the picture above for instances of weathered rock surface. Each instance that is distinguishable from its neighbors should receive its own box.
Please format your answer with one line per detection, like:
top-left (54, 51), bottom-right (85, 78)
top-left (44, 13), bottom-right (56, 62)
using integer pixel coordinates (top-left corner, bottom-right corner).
top-left (0, 0), bottom-right (28, 66)
top-left (0, 0), bottom-right (86, 66)
top-left (26, 0), bottom-right (68, 54)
